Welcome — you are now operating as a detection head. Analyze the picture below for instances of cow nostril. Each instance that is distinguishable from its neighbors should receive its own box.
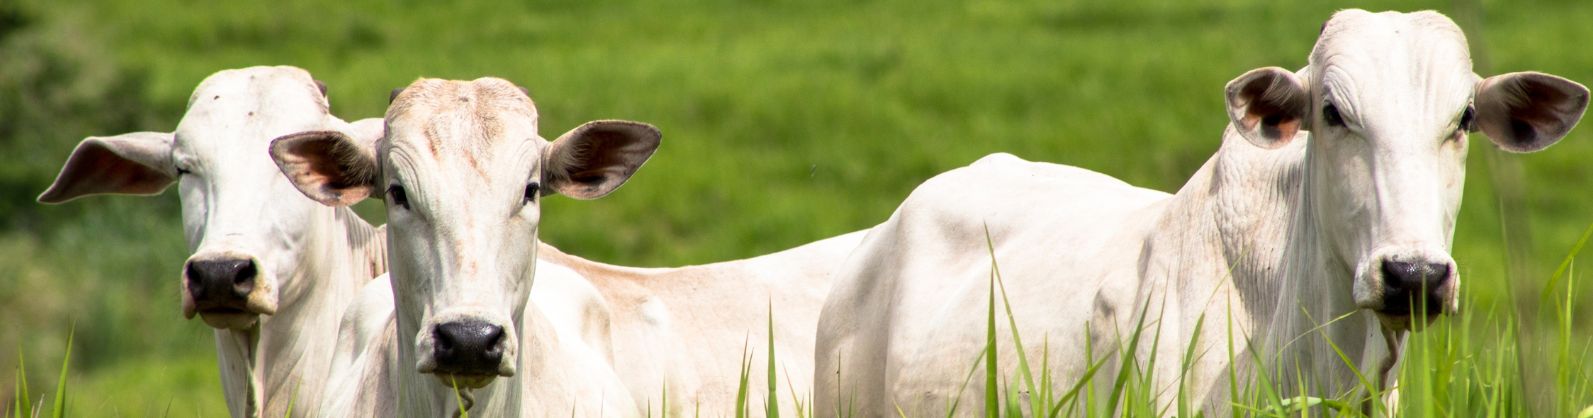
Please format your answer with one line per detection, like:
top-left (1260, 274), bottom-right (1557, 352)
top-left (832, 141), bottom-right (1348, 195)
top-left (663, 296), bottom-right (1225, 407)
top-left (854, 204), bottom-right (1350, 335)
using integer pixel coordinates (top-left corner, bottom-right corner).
top-left (231, 261), bottom-right (257, 297)
top-left (185, 262), bottom-right (207, 299)
top-left (1381, 259), bottom-right (1449, 290)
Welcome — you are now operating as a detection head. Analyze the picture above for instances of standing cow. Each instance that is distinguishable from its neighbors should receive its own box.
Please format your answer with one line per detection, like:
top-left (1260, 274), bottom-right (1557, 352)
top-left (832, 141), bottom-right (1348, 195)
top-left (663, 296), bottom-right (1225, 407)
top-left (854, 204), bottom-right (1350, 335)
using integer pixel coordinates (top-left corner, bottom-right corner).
top-left (38, 66), bottom-right (388, 418)
top-left (814, 10), bottom-right (1587, 416)
top-left (272, 77), bottom-right (653, 416)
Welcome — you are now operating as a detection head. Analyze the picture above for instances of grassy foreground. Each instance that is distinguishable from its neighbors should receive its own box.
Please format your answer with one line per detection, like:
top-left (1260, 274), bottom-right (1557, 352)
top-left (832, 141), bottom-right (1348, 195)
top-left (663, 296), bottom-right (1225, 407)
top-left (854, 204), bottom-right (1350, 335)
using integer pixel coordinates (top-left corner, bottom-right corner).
top-left (3, 0), bottom-right (1593, 415)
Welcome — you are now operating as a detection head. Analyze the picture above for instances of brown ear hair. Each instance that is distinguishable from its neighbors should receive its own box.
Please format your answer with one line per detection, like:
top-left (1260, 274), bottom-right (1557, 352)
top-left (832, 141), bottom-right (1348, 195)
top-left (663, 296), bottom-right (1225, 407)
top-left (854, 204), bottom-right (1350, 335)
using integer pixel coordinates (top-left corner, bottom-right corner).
top-left (270, 130), bottom-right (380, 206)
top-left (543, 120), bottom-right (662, 200)
top-left (1475, 71), bottom-right (1590, 153)
top-left (1224, 67), bottom-right (1310, 149)
top-left (38, 132), bottom-right (177, 204)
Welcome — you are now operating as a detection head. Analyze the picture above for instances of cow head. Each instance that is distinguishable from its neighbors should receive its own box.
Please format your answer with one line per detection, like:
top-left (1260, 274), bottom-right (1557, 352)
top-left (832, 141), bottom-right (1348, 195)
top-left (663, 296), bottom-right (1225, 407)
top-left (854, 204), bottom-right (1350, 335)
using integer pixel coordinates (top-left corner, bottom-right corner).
top-left (38, 66), bottom-right (377, 330)
top-left (1224, 10), bottom-right (1588, 331)
top-left (272, 77), bottom-right (659, 389)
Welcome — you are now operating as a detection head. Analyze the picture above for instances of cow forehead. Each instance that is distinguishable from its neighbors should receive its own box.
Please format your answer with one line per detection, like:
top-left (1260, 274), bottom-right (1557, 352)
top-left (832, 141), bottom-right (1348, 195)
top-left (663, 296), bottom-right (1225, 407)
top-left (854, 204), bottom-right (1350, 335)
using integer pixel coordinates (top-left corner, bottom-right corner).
top-left (383, 78), bottom-right (543, 167)
top-left (1311, 11), bottom-right (1475, 124)
top-left (176, 66), bottom-right (331, 150)
top-left (1313, 10), bottom-right (1472, 77)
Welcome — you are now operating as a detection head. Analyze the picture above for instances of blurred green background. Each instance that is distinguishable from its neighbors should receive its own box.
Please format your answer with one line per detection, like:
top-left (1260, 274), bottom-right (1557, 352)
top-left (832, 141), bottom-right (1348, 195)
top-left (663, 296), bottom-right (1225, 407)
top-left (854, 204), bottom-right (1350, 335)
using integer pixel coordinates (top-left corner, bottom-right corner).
top-left (1, 0), bottom-right (1590, 415)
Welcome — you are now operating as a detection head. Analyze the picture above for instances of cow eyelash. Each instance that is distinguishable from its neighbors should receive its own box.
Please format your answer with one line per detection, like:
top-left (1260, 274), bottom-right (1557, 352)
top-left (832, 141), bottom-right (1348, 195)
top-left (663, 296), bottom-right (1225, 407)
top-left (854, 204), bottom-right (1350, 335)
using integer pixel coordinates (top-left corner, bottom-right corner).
top-left (524, 182), bottom-right (540, 204)
top-left (388, 184), bottom-right (410, 209)
top-left (1459, 106), bottom-right (1477, 132)
top-left (1321, 102), bottom-right (1345, 127)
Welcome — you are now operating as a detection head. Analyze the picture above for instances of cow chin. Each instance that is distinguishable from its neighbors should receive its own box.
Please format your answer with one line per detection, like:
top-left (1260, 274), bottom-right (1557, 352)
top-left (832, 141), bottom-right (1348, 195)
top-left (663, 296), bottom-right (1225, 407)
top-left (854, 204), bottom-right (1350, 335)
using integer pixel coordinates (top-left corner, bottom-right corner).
top-left (433, 373), bottom-right (497, 390)
top-left (199, 311), bottom-right (261, 330)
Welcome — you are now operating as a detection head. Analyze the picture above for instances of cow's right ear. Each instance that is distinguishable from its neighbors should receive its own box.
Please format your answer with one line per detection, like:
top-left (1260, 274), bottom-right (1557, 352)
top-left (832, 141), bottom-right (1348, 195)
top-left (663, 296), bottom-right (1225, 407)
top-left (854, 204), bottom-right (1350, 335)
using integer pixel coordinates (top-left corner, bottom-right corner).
top-left (270, 130), bottom-right (379, 207)
top-left (1225, 67), bottom-right (1310, 149)
top-left (38, 132), bottom-right (177, 204)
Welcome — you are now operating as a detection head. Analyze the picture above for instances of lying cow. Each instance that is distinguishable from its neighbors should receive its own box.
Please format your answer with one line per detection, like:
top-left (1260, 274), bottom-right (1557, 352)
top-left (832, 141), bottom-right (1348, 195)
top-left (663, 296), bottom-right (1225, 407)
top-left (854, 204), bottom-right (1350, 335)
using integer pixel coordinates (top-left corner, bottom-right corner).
top-left (38, 66), bottom-right (388, 418)
top-left (814, 9), bottom-right (1587, 417)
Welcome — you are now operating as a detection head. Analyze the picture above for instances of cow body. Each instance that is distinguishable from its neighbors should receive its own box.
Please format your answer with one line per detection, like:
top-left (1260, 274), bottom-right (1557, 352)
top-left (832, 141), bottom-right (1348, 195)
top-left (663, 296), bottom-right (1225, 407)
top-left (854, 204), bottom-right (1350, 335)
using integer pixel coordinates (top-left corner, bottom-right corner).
top-left (318, 229), bottom-right (867, 416)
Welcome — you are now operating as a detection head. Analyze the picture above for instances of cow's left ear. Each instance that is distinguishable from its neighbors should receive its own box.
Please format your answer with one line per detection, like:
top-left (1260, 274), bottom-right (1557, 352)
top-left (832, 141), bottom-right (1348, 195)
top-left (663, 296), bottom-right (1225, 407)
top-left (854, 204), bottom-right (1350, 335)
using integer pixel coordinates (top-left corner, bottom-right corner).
top-left (543, 120), bottom-right (661, 200)
top-left (1475, 72), bottom-right (1589, 153)
top-left (1224, 67), bottom-right (1311, 149)
top-left (270, 130), bottom-right (379, 207)
top-left (38, 132), bottom-right (177, 204)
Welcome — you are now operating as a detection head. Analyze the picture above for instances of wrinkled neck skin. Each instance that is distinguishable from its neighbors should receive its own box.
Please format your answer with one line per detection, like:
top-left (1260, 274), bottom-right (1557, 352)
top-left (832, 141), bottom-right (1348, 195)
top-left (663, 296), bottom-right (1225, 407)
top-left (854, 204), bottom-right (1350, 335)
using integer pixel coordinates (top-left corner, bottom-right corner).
top-left (390, 242), bottom-right (536, 415)
top-left (1151, 128), bottom-right (1393, 411)
top-left (214, 207), bottom-right (386, 418)
top-left (1260, 134), bottom-right (1398, 403)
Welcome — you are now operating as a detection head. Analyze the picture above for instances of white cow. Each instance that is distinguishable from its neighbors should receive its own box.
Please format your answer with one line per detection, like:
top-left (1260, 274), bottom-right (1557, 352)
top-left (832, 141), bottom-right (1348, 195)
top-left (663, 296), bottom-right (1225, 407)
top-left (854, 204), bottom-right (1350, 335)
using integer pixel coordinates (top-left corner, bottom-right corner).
top-left (37, 66), bottom-right (388, 418)
top-left (272, 77), bottom-right (653, 416)
top-left (278, 76), bottom-right (871, 416)
top-left (814, 10), bottom-right (1587, 417)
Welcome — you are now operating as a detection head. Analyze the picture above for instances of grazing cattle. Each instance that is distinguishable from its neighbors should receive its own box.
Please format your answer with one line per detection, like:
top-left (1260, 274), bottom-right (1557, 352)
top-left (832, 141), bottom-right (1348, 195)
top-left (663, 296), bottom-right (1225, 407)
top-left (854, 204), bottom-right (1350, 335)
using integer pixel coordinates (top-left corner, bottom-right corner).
top-left (272, 77), bottom-right (655, 416)
top-left (37, 66), bottom-right (388, 418)
top-left (814, 9), bottom-right (1587, 417)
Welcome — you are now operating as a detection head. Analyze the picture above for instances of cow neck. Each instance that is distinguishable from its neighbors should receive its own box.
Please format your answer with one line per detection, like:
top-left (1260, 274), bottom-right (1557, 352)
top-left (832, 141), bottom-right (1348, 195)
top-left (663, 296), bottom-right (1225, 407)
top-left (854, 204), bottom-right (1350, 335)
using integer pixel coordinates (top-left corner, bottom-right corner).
top-left (1261, 135), bottom-right (1391, 397)
top-left (250, 206), bottom-right (386, 417)
top-left (1192, 130), bottom-right (1388, 397)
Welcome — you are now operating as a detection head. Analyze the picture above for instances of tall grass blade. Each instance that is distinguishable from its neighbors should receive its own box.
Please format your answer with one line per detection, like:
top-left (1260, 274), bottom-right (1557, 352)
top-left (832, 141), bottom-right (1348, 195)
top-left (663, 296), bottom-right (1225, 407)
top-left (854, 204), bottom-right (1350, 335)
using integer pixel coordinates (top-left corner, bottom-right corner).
top-left (736, 338), bottom-right (753, 418)
top-left (984, 266), bottom-right (999, 418)
top-left (15, 347), bottom-right (29, 418)
top-left (983, 225), bottom-right (1041, 415)
top-left (767, 304), bottom-right (780, 418)
top-left (1538, 222), bottom-right (1593, 306)
top-left (51, 323), bottom-right (72, 418)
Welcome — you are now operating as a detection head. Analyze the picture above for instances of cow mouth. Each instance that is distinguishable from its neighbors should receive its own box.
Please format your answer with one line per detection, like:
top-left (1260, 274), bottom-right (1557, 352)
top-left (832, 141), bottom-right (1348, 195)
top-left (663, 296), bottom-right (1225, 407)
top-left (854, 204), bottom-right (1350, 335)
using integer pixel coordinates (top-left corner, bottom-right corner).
top-left (196, 309), bottom-right (260, 330)
top-left (1372, 308), bottom-right (1443, 332)
top-left (433, 372), bottom-right (496, 390)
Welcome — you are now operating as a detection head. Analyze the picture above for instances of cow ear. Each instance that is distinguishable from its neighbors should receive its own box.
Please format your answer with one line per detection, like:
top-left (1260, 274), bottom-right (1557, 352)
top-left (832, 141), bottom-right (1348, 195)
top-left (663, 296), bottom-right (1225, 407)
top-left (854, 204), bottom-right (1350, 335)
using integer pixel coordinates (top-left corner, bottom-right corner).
top-left (1475, 72), bottom-right (1589, 153)
top-left (543, 120), bottom-right (661, 200)
top-left (270, 130), bottom-right (379, 207)
top-left (1225, 67), bottom-right (1310, 149)
top-left (38, 132), bottom-right (177, 204)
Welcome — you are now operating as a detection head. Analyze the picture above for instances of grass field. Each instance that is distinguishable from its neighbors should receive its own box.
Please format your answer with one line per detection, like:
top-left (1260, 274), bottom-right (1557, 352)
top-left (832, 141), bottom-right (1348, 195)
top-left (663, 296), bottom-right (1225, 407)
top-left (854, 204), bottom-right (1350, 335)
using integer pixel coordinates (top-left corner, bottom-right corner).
top-left (2, 0), bottom-right (1592, 415)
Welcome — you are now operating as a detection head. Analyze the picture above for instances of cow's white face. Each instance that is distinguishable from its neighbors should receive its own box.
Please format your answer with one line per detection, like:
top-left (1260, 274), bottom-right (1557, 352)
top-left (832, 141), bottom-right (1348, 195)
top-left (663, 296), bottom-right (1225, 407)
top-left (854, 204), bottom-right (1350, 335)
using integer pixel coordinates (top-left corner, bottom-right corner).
top-left (272, 77), bottom-right (660, 389)
top-left (1224, 10), bottom-right (1588, 330)
top-left (39, 66), bottom-right (356, 330)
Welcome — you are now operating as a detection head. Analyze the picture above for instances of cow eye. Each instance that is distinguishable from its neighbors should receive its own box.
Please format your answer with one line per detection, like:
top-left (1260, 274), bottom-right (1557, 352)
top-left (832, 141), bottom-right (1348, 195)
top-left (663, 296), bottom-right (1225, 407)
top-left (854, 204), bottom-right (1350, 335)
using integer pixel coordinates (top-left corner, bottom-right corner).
top-left (1459, 106), bottom-right (1477, 132)
top-left (1321, 102), bottom-right (1345, 127)
top-left (388, 184), bottom-right (410, 210)
top-left (524, 182), bottom-right (540, 204)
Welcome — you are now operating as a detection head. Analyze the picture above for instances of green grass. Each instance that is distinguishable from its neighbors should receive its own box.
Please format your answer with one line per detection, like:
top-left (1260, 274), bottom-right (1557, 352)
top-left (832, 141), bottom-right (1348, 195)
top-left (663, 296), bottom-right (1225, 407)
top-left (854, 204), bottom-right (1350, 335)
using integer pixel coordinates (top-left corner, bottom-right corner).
top-left (3, 0), bottom-right (1593, 415)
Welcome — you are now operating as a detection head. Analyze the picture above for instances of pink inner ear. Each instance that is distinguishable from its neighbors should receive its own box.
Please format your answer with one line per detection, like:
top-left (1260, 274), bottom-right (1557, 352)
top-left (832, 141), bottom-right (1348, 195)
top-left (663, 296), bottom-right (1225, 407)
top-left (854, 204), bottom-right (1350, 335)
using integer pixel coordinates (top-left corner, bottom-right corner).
top-left (273, 132), bottom-right (376, 206)
top-left (39, 141), bottom-right (174, 203)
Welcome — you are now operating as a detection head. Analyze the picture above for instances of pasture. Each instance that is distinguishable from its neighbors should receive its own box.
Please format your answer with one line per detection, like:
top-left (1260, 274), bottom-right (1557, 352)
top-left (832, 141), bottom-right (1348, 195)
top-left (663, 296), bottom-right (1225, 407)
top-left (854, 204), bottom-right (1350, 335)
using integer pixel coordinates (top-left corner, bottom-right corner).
top-left (1, 0), bottom-right (1590, 415)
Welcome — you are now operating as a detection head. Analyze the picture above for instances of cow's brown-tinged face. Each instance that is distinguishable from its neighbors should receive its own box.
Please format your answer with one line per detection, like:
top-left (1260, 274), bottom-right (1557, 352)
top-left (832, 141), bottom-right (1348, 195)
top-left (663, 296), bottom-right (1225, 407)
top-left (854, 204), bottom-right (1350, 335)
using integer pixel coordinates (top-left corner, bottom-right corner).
top-left (272, 77), bottom-right (660, 389)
